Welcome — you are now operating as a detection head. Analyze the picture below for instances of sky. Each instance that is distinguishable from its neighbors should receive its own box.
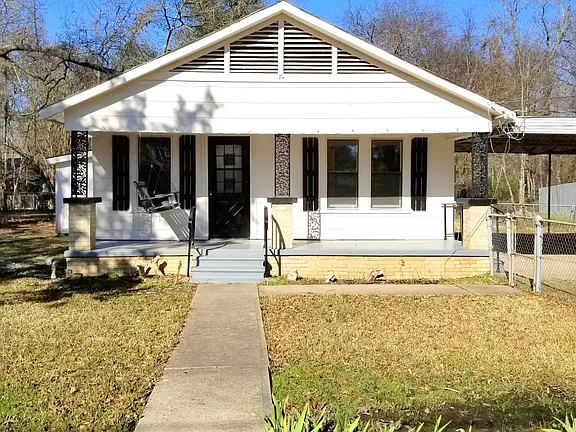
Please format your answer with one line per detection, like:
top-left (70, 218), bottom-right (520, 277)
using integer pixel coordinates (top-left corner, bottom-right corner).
top-left (41, 0), bottom-right (499, 42)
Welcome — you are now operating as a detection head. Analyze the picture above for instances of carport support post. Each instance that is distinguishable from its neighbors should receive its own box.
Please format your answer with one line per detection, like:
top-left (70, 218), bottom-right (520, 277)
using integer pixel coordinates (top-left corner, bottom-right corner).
top-left (547, 152), bottom-right (552, 231)
top-left (487, 215), bottom-right (494, 276)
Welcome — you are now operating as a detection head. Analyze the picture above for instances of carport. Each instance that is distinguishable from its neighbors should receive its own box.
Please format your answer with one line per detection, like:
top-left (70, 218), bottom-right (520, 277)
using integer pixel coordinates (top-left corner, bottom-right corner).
top-left (456, 116), bottom-right (576, 221)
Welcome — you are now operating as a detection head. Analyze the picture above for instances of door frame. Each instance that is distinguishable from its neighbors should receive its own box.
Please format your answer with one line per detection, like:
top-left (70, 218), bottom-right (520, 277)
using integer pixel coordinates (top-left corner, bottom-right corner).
top-left (207, 136), bottom-right (251, 238)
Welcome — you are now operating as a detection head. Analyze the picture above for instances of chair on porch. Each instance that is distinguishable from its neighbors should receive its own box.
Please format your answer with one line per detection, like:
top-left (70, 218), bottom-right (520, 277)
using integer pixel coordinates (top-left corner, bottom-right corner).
top-left (133, 181), bottom-right (180, 213)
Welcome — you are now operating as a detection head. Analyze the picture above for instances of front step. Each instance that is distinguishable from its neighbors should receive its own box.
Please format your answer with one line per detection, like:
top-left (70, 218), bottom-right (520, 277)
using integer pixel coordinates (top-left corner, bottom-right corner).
top-left (191, 252), bottom-right (266, 283)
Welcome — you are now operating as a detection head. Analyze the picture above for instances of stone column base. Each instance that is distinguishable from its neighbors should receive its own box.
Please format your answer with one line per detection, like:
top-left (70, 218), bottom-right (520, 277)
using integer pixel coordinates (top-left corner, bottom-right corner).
top-left (64, 197), bottom-right (102, 251)
top-left (267, 197), bottom-right (297, 249)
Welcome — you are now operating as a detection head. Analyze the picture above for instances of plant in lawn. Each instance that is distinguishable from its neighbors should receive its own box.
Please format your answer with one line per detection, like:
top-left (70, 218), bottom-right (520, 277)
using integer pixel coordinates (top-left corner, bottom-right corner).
top-left (262, 396), bottom-right (326, 432)
top-left (408, 416), bottom-right (451, 432)
top-left (542, 415), bottom-right (576, 432)
top-left (334, 416), bottom-right (370, 432)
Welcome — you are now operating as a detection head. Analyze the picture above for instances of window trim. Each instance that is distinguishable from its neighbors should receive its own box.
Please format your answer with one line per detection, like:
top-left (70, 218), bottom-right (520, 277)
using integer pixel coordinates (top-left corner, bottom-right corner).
top-left (326, 138), bottom-right (359, 209)
top-left (370, 139), bottom-right (403, 209)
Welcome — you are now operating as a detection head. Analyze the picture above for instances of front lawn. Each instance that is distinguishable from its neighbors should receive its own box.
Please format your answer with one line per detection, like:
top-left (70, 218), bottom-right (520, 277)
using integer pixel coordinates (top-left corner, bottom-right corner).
top-left (0, 221), bottom-right (194, 431)
top-left (262, 294), bottom-right (576, 431)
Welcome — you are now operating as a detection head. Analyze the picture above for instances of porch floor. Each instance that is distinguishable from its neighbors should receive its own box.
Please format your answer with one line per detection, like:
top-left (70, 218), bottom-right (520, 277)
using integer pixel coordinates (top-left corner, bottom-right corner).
top-left (65, 239), bottom-right (487, 258)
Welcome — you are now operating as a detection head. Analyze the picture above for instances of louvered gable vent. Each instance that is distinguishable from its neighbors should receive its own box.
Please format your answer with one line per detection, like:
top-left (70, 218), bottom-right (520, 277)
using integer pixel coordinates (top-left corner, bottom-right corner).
top-left (171, 47), bottom-right (225, 73)
top-left (169, 19), bottom-right (387, 75)
top-left (337, 49), bottom-right (385, 74)
top-left (283, 22), bottom-right (331, 74)
top-left (230, 21), bottom-right (279, 73)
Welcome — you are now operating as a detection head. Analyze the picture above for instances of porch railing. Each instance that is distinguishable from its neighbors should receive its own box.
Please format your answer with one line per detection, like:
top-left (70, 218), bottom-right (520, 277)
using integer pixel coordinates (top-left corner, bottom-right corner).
top-left (442, 203), bottom-right (463, 241)
top-left (263, 206), bottom-right (270, 277)
top-left (186, 206), bottom-right (196, 278)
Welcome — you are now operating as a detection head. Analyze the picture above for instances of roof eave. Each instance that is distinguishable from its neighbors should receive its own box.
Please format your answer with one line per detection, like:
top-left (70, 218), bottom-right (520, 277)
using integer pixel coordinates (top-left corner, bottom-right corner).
top-left (39, 1), bottom-right (287, 120)
top-left (39, 0), bottom-right (516, 123)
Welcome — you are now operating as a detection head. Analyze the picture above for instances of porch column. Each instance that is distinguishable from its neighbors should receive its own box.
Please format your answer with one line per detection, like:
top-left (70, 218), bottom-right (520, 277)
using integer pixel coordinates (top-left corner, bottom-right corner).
top-left (65, 131), bottom-right (102, 252)
top-left (457, 132), bottom-right (494, 251)
top-left (268, 134), bottom-right (296, 249)
top-left (471, 132), bottom-right (489, 198)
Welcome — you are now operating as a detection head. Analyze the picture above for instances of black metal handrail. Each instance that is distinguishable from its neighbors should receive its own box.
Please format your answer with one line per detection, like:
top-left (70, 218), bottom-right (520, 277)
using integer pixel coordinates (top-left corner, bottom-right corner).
top-left (263, 206), bottom-right (270, 277)
top-left (187, 206), bottom-right (196, 278)
top-left (490, 204), bottom-right (505, 215)
top-left (442, 203), bottom-right (463, 241)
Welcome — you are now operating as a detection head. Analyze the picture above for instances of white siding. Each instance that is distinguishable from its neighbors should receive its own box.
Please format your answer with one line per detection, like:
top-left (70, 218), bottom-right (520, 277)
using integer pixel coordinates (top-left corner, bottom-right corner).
top-left (92, 133), bottom-right (194, 241)
top-left (50, 156), bottom-right (93, 234)
top-left (65, 73), bottom-right (491, 134)
top-left (88, 132), bottom-right (454, 241)
top-left (291, 135), bottom-right (454, 240)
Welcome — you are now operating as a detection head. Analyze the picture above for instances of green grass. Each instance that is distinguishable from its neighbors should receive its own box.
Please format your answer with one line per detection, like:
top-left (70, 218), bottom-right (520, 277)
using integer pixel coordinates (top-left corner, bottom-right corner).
top-left (0, 222), bottom-right (194, 431)
top-left (262, 294), bottom-right (576, 431)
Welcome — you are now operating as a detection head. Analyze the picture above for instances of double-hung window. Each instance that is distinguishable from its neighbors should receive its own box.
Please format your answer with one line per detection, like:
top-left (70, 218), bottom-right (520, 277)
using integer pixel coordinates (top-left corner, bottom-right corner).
top-left (139, 137), bottom-right (171, 197)
top-left (327, 140), bottom-right (358, 208)
top-left (371, 140), bottom-right (402, 208)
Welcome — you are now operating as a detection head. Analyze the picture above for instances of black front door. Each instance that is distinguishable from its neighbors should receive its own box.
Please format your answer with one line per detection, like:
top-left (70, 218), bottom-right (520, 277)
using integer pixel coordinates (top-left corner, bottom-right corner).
top-left (208, 136), bottom-right (250, 238)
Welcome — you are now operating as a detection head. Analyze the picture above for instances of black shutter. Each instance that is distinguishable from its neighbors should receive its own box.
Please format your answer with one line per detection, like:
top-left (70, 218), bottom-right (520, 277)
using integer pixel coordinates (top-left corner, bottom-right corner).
top-left (179, 135), bottom-right (196, 210)
top-left (302, 137), bottom-right (319, 211)
top-left (411, 137), bottom-right (428, 211)
top-left (112, 135), bottom-right (130, 211)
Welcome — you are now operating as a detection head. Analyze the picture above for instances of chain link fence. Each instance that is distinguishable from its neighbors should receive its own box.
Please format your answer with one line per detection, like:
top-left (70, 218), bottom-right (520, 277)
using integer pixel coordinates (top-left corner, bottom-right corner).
top-left (488, 213), bottom-right (576, 294)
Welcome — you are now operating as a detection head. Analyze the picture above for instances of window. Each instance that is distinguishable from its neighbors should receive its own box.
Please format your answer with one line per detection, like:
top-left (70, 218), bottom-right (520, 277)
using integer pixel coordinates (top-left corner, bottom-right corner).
top-left (139, 137), bottom-right (171, 197)
top-left (327, 140), bottom-right (358, 208)
top-left (371, 140), bottom-right (402, 208)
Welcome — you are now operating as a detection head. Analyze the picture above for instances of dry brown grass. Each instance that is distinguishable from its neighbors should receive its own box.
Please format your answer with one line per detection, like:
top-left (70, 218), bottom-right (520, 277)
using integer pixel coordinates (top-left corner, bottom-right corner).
top-left (262, 294), bottom-right (576, 430)
top-left (0, 222), bottom-right (194, 431)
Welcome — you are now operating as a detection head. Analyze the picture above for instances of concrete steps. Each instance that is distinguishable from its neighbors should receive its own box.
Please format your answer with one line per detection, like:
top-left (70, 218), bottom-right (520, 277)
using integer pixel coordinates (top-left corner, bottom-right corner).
top-left (191, 250), bottom-right (266, 283)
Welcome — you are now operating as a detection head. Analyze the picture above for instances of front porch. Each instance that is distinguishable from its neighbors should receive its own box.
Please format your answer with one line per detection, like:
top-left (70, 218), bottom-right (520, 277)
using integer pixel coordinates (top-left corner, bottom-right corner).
top-left (64, 238), bottom-right (490, 281)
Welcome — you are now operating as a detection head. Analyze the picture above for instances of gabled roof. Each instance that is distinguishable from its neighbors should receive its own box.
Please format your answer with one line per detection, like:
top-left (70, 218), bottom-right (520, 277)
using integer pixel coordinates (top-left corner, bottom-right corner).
top-left (40, 1), bottom-right (515, 122)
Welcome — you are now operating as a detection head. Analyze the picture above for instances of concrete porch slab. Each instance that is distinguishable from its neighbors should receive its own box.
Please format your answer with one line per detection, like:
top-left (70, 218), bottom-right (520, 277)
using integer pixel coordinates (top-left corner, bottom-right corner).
top-left (65, 238), bottom-right (487, 258)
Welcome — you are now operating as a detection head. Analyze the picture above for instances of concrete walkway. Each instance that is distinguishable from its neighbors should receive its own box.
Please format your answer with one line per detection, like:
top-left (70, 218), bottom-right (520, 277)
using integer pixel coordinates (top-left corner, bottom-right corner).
top-left (135, 284), bottom-right (271, 432)
top-left (259, 283), bottom-right (517, 296)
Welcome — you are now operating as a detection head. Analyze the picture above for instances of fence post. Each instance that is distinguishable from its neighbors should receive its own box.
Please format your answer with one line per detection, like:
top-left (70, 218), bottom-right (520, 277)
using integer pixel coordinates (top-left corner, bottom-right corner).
top-left (506, 212), bottom-right (514, 287)
top-left (533, 215), bottom-right (543, 293)
top-left (487, 214), bottom-right (494, 276)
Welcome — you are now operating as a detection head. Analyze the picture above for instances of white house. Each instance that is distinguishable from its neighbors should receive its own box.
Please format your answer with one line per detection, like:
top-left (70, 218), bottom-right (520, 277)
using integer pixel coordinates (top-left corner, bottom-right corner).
top-left (39, 2), bottom-right (514, 281)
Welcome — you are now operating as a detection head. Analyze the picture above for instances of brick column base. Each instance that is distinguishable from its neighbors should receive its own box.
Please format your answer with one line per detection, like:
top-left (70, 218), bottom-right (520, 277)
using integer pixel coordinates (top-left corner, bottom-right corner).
top-left (457, 199), bottom-right (494, 250)
top-left (64, 197), bottom-right (102, 251)
top-left (268, 197), bottom-right (297, 249)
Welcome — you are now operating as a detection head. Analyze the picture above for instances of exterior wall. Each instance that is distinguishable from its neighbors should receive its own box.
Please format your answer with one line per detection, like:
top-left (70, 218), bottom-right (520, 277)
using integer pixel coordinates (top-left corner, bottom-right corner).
top-left (91, 133), bottom-right (275, 241)
top-left (65, 73), bottom-right (492, 134)
top-left (88, 132), bottom-right (454, 241)
top-left (269, 255), bottom-right (490, 280)
top-left (50, 157), bottom-right (93, 234)
top-left (92, 132), bottom-right (193, 240)
top-left (66, 255), bottom-right (489, 279)
top-left (292, 135), bottom-right (455, 240)
top-left (55, 164), bottom-right (71, 233)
